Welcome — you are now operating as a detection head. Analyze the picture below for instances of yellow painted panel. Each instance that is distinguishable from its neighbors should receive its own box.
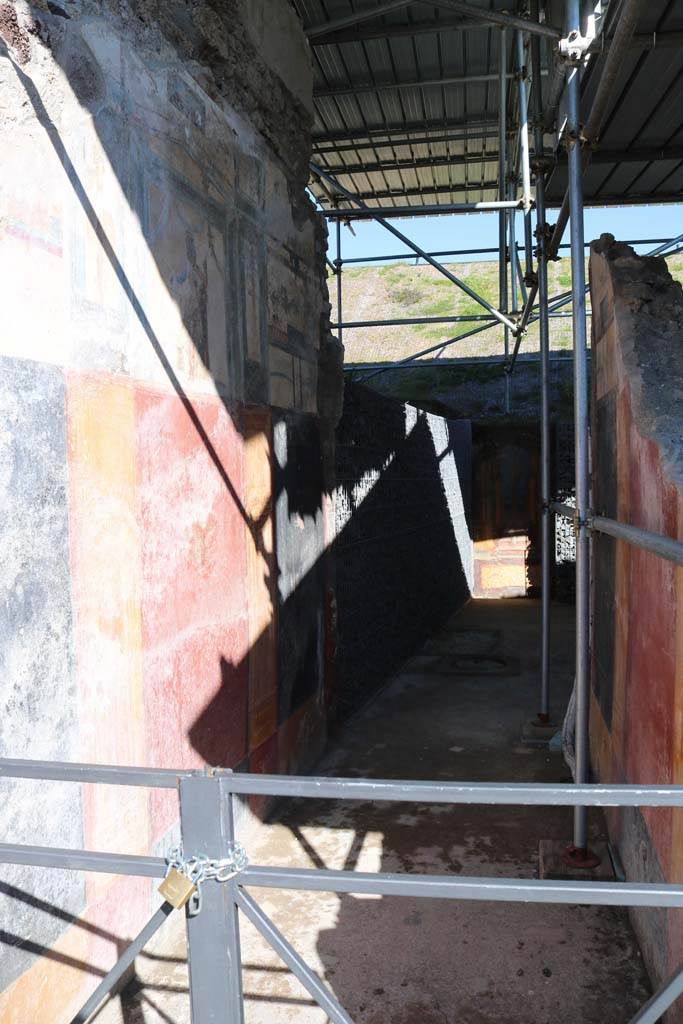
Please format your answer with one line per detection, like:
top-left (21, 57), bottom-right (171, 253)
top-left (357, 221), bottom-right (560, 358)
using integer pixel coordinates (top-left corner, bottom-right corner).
top-left (67, 375), bottom-right (149, 897)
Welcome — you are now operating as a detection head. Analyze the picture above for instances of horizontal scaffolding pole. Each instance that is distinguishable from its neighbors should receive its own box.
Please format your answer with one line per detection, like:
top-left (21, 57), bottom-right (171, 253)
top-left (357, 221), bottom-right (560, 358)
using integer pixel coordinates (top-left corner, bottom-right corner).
top-left (321, 199), bottom-right (520, 219)
top-left (316, 189), bottom-right (683, 212)
top-left (591, 515), bottom-right (683, 566)
top-left (333, 314), bottom-right (496, 328)
top-left (332, 312), bottom-right (575, 328)
top-left (359, 320), bottom-right (497, 378)
top-left (0, 842), bottom-right (167, 877)
top-left (345, 354), bottom-right (577, 370)
top-left (314, 69), bottom-right (548, 99)
top-left (337, 239), bottom-right (670, 266)
top-left (550, 505), bottom-right (683, 566)
top-left (225, 773), bottom-right (683, 806)
top-left (0, 757), bottom-right (190, 788)
top-left (241, 866), bottom-right (683, 907)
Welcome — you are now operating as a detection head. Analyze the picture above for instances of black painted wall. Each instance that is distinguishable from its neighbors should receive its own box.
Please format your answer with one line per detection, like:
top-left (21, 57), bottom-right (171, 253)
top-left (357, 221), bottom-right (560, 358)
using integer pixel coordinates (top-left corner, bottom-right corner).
top-left (333, 383), bottom-right (472, 717)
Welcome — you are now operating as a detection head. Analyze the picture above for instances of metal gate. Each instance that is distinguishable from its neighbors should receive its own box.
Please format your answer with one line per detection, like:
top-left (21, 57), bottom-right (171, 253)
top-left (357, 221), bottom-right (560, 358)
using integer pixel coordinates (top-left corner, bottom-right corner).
top-left (2, 757), bottom-right (683, 1024)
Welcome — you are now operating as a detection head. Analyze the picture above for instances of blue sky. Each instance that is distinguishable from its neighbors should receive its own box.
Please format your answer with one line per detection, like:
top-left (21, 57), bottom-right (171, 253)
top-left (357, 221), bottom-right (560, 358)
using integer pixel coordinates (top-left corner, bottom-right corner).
top-left (324, 203), bottom-right (683, 265)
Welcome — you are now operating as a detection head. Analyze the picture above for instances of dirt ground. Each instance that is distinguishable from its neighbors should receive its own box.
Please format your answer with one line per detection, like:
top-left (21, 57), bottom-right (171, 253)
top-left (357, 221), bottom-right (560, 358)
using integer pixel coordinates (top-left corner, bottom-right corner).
top-left (96, 598), bottom-right (651, 1024)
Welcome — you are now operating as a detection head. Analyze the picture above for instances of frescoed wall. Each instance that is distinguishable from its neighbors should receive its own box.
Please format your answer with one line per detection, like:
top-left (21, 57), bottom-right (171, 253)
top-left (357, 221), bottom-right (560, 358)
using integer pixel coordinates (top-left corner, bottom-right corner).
top-left (588, 236), bottom-right (683, 1015)
top-left (0, 2), bottom-right (341, 1018)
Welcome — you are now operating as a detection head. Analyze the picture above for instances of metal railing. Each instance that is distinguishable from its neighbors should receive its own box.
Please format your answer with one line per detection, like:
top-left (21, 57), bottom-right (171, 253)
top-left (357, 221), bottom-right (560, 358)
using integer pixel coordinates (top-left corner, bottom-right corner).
top-left (2, 757), bottom-right (683, 1024)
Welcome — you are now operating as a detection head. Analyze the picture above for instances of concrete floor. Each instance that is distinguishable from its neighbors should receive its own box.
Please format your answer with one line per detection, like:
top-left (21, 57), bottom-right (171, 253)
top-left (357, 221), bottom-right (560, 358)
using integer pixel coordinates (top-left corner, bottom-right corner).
top-left (98, 599), bottom-right (651, 1024)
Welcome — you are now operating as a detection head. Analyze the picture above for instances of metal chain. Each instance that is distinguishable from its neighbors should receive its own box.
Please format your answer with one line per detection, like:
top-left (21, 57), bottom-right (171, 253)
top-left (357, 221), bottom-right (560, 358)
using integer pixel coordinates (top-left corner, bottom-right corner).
top-left (164, 842), bottom-right (248, 916)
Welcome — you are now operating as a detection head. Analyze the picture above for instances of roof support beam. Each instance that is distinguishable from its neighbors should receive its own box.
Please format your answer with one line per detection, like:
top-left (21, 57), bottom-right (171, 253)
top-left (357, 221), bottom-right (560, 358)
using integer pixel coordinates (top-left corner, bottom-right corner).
top-left (310, 15), bottom-right (488, 46)
top-left (314, 72), bottom-right (517, 99)
top-left (320, 180), bottom-right (502, 202)
top-left (318, 153), bottom-right (501, 175)
top-left (427, 0), bottom-right (561, 39)
top-left (305, 0), bottom-right (414, 40)
top-left (313, 130), bottom-right (497, 156)
top-left (310, 162), bottom-right (518, 332)
top-left (314, 147), bottom-right (683, 177)
top-left (312, 119), bottom-right (497, 149)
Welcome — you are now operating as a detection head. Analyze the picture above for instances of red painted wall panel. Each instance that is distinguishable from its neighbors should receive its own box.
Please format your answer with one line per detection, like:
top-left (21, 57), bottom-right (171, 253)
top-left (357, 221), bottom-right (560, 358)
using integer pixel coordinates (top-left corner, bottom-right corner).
top-left (135, 387), bottom-right (250, 839)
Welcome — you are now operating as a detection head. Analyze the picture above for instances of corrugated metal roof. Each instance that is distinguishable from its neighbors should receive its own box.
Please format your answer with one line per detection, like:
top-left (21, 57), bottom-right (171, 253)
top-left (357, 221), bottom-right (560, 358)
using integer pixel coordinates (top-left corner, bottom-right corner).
top-left (292, 0), bottom-right (683, 212)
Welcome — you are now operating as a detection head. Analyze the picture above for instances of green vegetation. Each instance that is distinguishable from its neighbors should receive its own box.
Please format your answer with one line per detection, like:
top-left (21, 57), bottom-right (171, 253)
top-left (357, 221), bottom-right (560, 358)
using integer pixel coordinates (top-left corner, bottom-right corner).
top-left (331, 252), bottom-right (683, 365)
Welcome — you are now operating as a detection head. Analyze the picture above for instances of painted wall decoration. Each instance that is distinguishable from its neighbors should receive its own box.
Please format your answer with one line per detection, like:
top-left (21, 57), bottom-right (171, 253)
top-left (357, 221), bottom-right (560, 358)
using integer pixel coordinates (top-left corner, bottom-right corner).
top-left (0, 1), bottom-right (343, 1018)
top-left (588, 236), bottom-right (683, 1015)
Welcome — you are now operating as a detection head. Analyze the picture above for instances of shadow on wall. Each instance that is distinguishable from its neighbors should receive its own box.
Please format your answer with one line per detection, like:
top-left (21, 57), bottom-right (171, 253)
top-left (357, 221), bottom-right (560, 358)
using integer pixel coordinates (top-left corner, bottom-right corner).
top-left (0, 8), bottom-right (473, 1014)
top-left (334, 382), bottom-right (473, 716)
top-left (0, 11), bottom-right (338, 1013)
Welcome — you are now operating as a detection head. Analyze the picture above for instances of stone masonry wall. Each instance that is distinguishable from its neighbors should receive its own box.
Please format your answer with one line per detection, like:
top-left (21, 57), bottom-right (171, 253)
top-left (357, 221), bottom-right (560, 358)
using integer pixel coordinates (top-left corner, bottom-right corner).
top-left (588, 235), bottom-right (683, 1014)
top-left (0, 2), bottom-right (342, 1018)
top-left (333, 383), bottom-right (472, 716)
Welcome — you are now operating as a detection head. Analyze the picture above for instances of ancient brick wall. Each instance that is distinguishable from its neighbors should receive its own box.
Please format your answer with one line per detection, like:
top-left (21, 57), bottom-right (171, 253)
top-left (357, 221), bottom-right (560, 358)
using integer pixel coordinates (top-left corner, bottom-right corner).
top-left (0, 2), bottom-right (342, 1017)
top-left (588, 236), bottom-right (683, 1010)
top-left (333, 383), bottom-right (473, 715)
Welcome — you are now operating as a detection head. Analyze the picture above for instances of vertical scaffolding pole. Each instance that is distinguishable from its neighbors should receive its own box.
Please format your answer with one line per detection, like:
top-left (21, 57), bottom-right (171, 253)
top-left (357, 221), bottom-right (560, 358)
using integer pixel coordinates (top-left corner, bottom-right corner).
top-left (524, 210), bottom-right (534, 280)
top-left (335, 218), bottom-right (343, 348)
top-left (530, 0), bottom-right (551, 724)
top-left (564, 0), bottom-right (596, 865)
top-left (516, 30), bottom-right (532, 214)
top-left (499, 28), bottom-right (510, 413)
top-left (509, 197), bottom-right (519, 386)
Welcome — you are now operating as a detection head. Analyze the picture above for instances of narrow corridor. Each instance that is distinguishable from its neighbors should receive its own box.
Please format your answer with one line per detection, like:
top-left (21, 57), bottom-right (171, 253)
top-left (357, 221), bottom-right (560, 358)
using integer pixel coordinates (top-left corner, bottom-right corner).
top-left (105, 600), bottom-right (650, 1024)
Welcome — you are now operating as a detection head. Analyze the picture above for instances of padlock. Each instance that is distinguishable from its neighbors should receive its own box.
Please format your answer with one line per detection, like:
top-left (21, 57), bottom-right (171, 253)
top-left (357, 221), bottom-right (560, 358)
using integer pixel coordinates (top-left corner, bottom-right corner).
top-left (158, 867), bottom-right (197, 909)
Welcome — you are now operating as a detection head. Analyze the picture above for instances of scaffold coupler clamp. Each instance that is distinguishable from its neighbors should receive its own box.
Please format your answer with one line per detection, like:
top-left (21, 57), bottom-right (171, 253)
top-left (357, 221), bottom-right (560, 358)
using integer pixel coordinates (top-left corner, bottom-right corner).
top-left (159, 842), bottom-right (249, 916)
top-left (572, 508), bottom-right (592, 535)
top-left (558, 28), bottom-right (591, 64)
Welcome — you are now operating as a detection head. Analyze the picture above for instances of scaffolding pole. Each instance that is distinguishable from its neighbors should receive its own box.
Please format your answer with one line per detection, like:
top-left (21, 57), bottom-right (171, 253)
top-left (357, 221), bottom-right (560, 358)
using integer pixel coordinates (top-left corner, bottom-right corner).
top-left (499, 27), bottom-right (510, 412)
top-left (564, 0), bottom-right (595, 866)
top-left (335, 218), bottom-right (343, 350)
top-left (530, 0), bottom-right (551, 725)
top-left (312, 163), bottom-right (517, 332)
top-left (507, 194), bottom-right (518, 413)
